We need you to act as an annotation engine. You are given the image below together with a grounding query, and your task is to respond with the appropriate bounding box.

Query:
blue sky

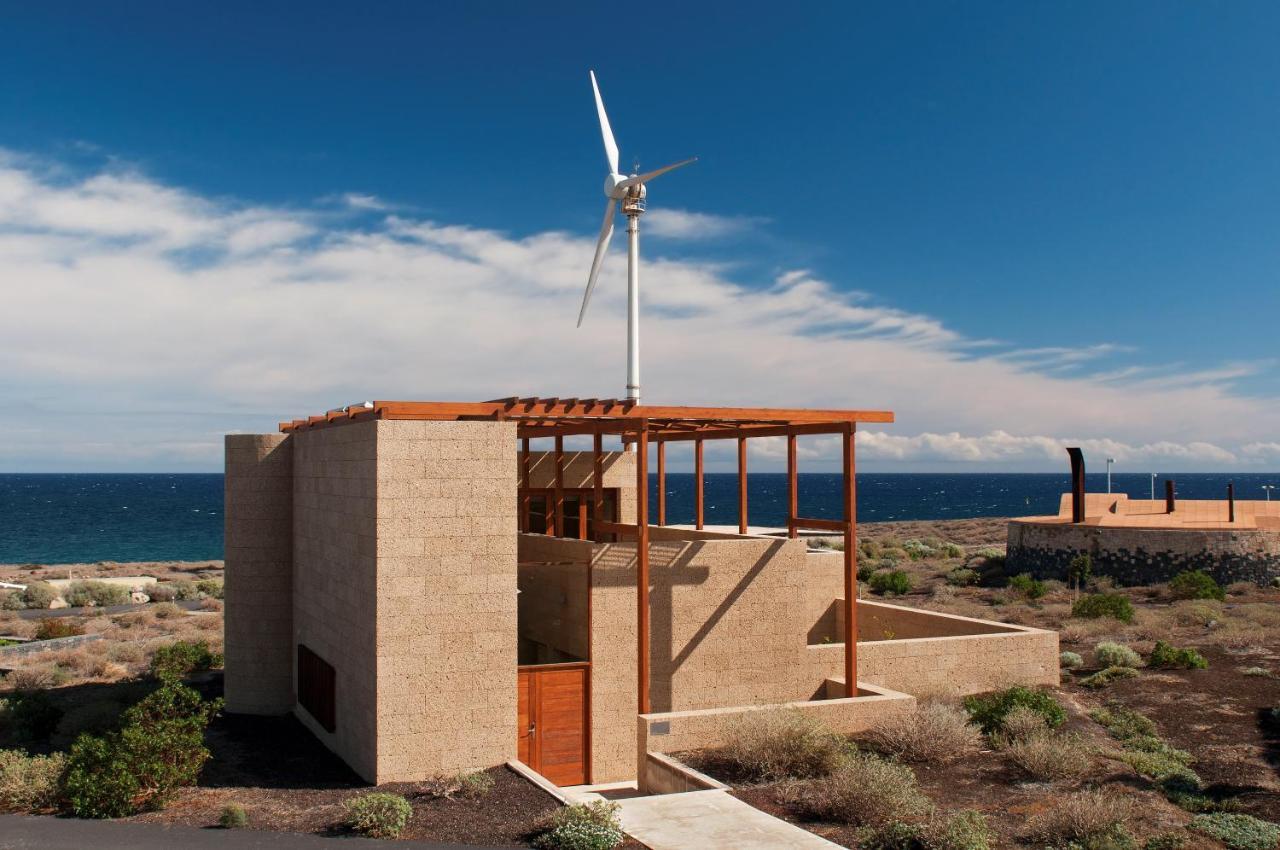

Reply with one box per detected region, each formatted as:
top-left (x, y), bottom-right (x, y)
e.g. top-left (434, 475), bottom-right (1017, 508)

top-left (1, 3), bottom-right (1278, 471)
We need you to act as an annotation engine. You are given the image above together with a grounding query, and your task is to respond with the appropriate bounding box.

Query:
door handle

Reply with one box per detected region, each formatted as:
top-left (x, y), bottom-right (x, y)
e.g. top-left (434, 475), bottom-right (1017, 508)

top-left (528, 722), bottom-right (536, 736)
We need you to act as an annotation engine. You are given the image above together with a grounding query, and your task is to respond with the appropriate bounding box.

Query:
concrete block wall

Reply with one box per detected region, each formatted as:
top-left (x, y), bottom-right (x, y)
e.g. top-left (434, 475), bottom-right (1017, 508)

top-left (291, 421), bottom-right (380, 780)
top-left (372, 420), bottom-right (518, 782)
top-left (223, 434), bottom-right (295, 714)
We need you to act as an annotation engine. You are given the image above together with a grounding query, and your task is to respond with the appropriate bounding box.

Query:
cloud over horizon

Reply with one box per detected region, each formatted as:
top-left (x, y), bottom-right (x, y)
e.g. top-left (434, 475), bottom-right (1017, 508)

top-left (0, 150), bottom-right (1275, 472)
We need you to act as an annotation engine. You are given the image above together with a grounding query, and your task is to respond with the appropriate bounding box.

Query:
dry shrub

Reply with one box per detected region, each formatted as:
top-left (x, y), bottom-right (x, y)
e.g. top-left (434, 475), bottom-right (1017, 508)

top-left (785, 751), bottom-right (932, 828)
top-left (1233, 604), bottom-right (1280, 628)
top-left (718, 709), bottom-right (849, 782)
top-left (1003, 731), bottom-right (1093, 780)
top-left (999, 704), bottom-right (1051, 741)
top-left (1213, 624), bottom-right (1269, 651)
top-left (152, 602), bottom-right (185, 620)
top-left (112, 610), bottom-right (157, 630)
top-left (107, 642), bottom-right (145, 664)
top-left (1170, 600), bottom-right (1223, 627)
top-left (191, 615), bottom-right (221, 632)
top-left (1058, 618), bottom-right (1122, 645)
top-left (0, 749), bottom-right (65, 812)
top-left (2, 666), bottom-right (54, 692)
top-left (85, 659), bottom-right (128, 682)
top-left (865, 700), bottom-right (981, 764)
top-left (199, 598), bottom-right (223, 612)
top-left (1024, 788), bottom-right (1134, 845)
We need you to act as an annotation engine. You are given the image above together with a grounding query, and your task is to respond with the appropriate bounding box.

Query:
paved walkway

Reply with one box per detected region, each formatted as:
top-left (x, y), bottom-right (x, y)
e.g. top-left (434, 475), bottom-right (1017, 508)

top-left (571, 787), bottom-right (841, 850)
top-left (0, 815), bottom-right (503, 850)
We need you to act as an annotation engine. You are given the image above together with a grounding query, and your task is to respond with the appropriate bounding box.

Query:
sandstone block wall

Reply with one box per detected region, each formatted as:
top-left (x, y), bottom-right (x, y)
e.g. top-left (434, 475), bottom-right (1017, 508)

top-left (525, 450), bottom-right (637, 524)
top-left (222, 432), bottom-right (295, 714)
top-left (1007, 520), bottom-right (1280, 585)
top-left (373, 420), bottom-right (518, 782)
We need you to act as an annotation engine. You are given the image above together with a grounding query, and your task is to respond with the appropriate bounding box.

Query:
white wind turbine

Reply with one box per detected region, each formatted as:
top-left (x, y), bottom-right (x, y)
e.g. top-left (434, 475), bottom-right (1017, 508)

top-left (576, 70), bottom-right (696, 402)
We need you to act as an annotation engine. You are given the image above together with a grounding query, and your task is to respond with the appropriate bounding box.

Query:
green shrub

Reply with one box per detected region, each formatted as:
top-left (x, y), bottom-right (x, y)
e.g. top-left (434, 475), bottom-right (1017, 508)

top-left (1190, 813), bottom-right (1280, 850)
top-left (1067, 553), bottom-right (1093, 592)
top-left (62, 678), bottom-right (222, 817)
top-left (1169, 569), bottom-right (1225, 601)
top-left (922, 809), bottom-right (992, 850)
top-left (963, 686), bottom-right (1065, 734)
top-left (147, 584), bottom-right (177, 603)
top-left (902, 539), bottom-right (937, 560)
top-left (1148, 640), bottom-right (1208, 670)
top-left (939, 543), bottom-right (965, 559)
top-left (219, 803), bottom-right (248, 828)
top-left (0, 749), bottom-right (65, 812)
top-left (1080, 666), bottom-right (1139, 689)
top-left (857, 563), bottom-right (877, 582)
top-left (170, 580), bottom-right (199, 601)
top-left (195, 579), bottom-right (224, 600)
top-left (1072, 593), bottom-right (1135, 623)
top-left (344, 792), bottom-right (412, 839)
top-left (63, 580), bottom-right (130, 608)
top-left (1, 581), bottom-right (58, 610)
top-left (1144, 833), bottom-right (1186, 850)
top-left (533, 800), bottom-right (624, 850)
top-left (1095, 642), bottom-right (1143, 668)
top-left (1008, 573), bottom-right (1047, 600)
top-left (1091, 705), bottom-right (1158, 741)
top-left (34, 617), bottom-right (84, 640)
top-left (869, 570), bottom-right (913, 596)
top-left (718, 709), bottom-right (849, 782)
top-left (150, 640), bottom-right (223, 680)
top-left (0, 690), bottom-right (63, 743)
top-left (946, 568), bottom-right (979, 587)
top-left (1060, 651), bottom-right (1085, 670)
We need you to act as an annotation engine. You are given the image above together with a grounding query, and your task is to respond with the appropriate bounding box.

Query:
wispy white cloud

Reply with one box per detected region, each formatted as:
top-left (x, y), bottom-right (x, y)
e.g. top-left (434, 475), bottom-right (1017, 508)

top-left (642, 208), bottom-right (767, 240)
top-left (0, 150), bottom-right (1276, 471)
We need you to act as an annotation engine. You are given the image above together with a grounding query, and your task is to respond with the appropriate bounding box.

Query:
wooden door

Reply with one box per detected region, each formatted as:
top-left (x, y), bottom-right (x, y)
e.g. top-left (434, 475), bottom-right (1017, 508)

top-left (517, 663), bottom-right (588, 786)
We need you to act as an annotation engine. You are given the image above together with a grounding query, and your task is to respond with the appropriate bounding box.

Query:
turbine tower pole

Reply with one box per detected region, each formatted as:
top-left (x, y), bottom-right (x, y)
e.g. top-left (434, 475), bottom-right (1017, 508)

top-left (626, 202), bottom-right (642, 401)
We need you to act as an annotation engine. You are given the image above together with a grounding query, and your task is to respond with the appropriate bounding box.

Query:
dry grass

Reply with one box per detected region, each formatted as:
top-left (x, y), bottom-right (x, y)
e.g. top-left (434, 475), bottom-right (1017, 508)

top-left (864, 700), bottom-right (982, 765)
top-left (717, 709), bottom-right (849, 783)
top-left (1002, 731), bottom-right (1093, 780)
top-left (1024, 788), bottom-right (1134, 845)
top-left (783, 751), bottom-right (932, 828)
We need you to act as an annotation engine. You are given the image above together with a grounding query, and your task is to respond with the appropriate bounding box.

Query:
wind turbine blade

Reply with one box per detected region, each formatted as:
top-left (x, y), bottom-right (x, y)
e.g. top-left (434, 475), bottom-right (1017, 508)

top-left (577, 198), bottom-right (617, 327)
top-left (617, 157), bottom-right (697, 188)
top-left (589, 70), bottom-right (619, 174)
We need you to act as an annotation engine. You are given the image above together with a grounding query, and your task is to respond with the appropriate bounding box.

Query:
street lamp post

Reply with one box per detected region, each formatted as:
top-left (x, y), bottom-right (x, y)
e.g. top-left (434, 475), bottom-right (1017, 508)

top-left (1150, 473), bottom-right (1157, 501)
top-left (1106, 458), bottom-right (1116, 494)
top-left (1264, 485), bottom-right (1276, 502)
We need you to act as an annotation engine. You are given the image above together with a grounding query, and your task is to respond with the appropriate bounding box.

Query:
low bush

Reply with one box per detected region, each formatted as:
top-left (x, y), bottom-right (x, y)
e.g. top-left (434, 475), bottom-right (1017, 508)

top-left (1190, 813), bottom-right (1280, 850)
top-left (1007, 573), bottom-right (1047, 600)
top-left (999, 705), bottom-right (1052, 741)
top-left (787, 751), bottom-right (932, 829)
top-left (34, 617), bottom-right (84, 640)
top-left (0, 690), bottom-right (63, 743)
top-left (61, 677), bottom-right (222, 817)
top-left (946, 568), bottom-right (979, 587)
top-left (1060, 651), bottom-right (1085, 670)
top-left (170, 580), bottom-right (199, 601)
top-left (718, 709), bottom-right (848, 782)
top-left (869, 570), bottom-right (914, 596)
top-left (902, 540), bottom-right (937, 560)
top-left (921, 809), bottom-right (993, 850)
top-left (1147, 640), bottom-right (1208, 670)
top-left (533, 799), bottom-right (624, 850)
top-left (1024, 788), bottom-right (1135, 848)
top-left (857, 563), bottom-right (877, 582)
top-left (149, 639), bottom-right (223, 680)
top-left (1169, 569), bottom-right (1225, 601)
top-left (1067, 553), bottom-right (1093, 595)
top-left (865, 700), bottom-right (982, 765)
top-left (1080, 666), bottom-right (1139, 689)
top-left (418, 769), bottom-right (496, 800)
top-left (147, 584), bottom-right (177, 603)
top-left (195, 579), bottom-right (224, 600)
top-left (1003, 730), bottom-right (1093, 780)
top-left (1072, 593), bottom-right (1135, 623)
top-left (939, 542), bottom-right (965, 559)
top-left (152, 602), bottom-right (185, 619)
top-left (963, 686), bottom-right (1066, 734)
top-left (1143, 833), bottom-right (1187, 850)
top-left (63, 581), bottom-right (130, 608)
top-left (1094, 642), bottom-right (1143, 668)
top-left (1, 582), bottom-right (58, 611)
top-left (344, 792), bottom-right (412, 840)
top-left (219, 803), bottom-right (248, 828)
top-left (1091, 704), bottom-right (1158, 742)
top-left (0, 749), bottom-right (65, 812)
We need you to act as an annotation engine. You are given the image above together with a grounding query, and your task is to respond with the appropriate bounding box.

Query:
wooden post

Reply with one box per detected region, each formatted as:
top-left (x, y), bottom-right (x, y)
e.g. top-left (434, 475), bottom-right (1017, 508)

top-left (1166, 479), bottom-right (1176, 514)
top-left (738, 436), bottom-right (748, 535)
top-left (554, 435), bottom-right (565, 538)
top-left (787, 430), bottom-right (798, 539)
top-left (842, 423), bottom-right (858, 697)
top-left (1228, 482), bottom-right (1236, 523)
top-left (520, 437), bottom-right (530, 533)
top-left (694, 439), bottom-right (705, 530)
top-left (636, 424), bottom-right (651, 714)
top-left (593, 430), bottom-right (604, 542)
top-left (656, 440), bottom-right (666, 526)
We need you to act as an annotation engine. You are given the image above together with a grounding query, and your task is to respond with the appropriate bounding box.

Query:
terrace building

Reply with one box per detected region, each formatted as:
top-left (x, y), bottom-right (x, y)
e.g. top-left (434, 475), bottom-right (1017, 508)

top-left (224, 397), bottom-right (1057, 788)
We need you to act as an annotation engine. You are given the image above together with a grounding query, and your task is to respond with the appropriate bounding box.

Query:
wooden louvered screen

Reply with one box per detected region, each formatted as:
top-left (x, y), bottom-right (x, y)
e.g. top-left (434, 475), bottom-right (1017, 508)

top-left (297, 644), bottom-right (336, 733)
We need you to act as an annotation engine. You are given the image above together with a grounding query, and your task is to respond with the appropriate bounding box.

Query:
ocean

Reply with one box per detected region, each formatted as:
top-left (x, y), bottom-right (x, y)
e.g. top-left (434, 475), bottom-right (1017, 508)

top-left (1, 472), bottom-right (1276, 564)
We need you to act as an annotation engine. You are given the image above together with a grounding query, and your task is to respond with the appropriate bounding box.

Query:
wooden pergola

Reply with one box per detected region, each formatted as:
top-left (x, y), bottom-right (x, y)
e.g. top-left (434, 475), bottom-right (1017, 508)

top-left (281, 397), bottom-right (894, 710)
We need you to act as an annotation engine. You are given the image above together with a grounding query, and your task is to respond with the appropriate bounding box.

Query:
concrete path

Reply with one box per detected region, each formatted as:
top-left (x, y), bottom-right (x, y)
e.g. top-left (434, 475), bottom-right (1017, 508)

top-left (611, 789), bottom-right (841, 850)
top-left (0, 815), bottom-right (506, 850)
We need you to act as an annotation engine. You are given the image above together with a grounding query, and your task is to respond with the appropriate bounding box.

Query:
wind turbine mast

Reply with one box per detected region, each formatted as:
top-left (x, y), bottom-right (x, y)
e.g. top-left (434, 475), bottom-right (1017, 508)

top-left (577, 70), bottom-right (696, 403)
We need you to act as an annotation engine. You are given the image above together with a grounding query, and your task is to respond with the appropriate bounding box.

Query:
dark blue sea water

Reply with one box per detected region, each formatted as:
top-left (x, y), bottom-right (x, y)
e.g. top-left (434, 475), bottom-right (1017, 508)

top-left (2, 472), bottom-right (1277, 563)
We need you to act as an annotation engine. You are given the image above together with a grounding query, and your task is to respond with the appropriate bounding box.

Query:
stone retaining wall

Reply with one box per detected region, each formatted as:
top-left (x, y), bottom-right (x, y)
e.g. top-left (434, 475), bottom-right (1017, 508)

top-left (1007, 520), bottom-right (1280, 586)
